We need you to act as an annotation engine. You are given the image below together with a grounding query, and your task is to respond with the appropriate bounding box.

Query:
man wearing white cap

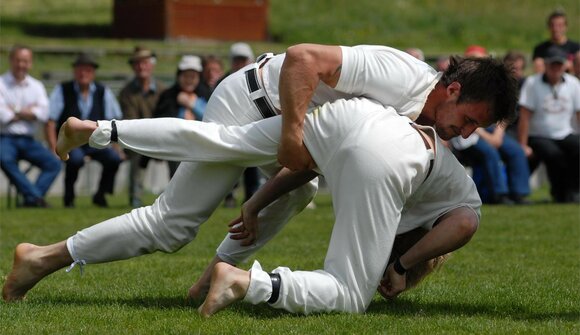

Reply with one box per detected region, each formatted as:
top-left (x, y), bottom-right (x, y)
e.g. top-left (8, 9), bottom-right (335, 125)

top-left (140, 55), bottom-right (207, 178)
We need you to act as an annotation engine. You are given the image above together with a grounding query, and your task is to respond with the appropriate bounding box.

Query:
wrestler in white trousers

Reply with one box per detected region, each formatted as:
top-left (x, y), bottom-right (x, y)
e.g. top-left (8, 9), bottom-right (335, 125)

top-left (85, 98), bottom-right (430, 313)
top-left (67, 62), bottom-right (318, 266)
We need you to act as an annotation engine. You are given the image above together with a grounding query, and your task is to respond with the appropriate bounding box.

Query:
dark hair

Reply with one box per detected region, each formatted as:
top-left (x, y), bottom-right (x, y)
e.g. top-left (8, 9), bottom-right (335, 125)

top-left (9, 44), bottom-right (32, 59)
top-left (440, 56), bottom-right (518, 125)
top-left (547, 10), bottom-right (566, 26)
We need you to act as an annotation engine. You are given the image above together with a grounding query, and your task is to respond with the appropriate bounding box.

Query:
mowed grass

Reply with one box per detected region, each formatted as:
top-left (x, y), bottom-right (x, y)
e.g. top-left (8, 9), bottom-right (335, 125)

top-left (0, 193), bottom-right (578, 334)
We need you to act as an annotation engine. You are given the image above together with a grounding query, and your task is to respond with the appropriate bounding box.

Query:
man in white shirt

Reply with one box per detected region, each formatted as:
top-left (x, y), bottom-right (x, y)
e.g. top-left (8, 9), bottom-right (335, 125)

top-left (518, 46), bottom-right (580, 203)
top-left (0, 45), bottom-right (61, 207)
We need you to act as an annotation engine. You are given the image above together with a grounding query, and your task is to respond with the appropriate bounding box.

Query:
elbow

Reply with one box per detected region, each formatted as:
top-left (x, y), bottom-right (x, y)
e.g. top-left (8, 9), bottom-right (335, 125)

top-left (456, 215), bottom-right (479, 243)
top-left (285, 44), bottom-right (316, 66)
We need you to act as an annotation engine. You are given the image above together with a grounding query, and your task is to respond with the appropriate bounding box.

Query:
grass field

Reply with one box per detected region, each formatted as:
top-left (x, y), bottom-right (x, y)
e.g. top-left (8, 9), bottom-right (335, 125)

top-left (1, 193), bottom-right (579, 334)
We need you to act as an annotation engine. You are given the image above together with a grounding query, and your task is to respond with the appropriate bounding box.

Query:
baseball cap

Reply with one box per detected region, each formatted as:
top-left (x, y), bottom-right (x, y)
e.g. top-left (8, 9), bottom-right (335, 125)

top-left (129, 46), bottom-right (156, 64)
top-left (464, 45), bottom-right (488, 58)
top-left (543, 46), bottom-right (567, 64)
top-left (230, 42), bottom-right (254, 61)
top-left (72, 52), bottom-right (99, 69)
top-left (177, 55), bottom-right (202, 72)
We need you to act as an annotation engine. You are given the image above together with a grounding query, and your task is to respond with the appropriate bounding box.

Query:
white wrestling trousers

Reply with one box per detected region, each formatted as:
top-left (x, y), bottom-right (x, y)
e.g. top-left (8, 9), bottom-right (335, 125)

top-left (67, 64), bottom-right (317, 266)
top-left (243, 100), bottom-right (428, 314)
top-left (81, 98), bottom-right (429, 314)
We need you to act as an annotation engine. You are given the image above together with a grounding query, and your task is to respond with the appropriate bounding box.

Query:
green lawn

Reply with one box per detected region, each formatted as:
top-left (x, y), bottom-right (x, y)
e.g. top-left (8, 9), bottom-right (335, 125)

top-left (1, 193), bottom-right (578, 334)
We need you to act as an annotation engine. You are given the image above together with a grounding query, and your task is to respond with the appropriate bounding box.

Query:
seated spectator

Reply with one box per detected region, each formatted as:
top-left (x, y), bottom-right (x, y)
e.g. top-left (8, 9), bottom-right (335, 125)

top-left (503, 51), bottom-right (529, 139)
top-left (46, 53), bottom-right (123, 208)
top-left (532, 10), bottom-right (579, 74)
top-left (197, 55), bottom-right (224, 101)
top-left (518, 46), bottom-right (580, 203)
top-left (118, 46), bottom-right (166, 208)
top-left (144, 55), bottom-right (207, 178)
top-left (0, 45), bottom-right (61, 207)
top-left (451, 125), bottom-right (531, 204)
top-left (451, 45), bottom-right (531, 204)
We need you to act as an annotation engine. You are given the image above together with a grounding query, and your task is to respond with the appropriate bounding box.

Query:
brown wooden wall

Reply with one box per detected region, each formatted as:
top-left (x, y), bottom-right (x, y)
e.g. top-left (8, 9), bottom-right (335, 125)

top-left (113, 0), bottom-right (269, 41)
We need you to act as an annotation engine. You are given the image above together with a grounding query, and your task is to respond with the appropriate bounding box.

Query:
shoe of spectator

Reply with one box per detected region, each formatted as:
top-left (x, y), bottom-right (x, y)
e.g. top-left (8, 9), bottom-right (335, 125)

top-left (92, 192), bottom-right (109, 208)
top-left (22, 198), bottom-right (50, 208)
top-left (510, 195), bottom-right (532, 205)
top-left (566, 191), bottom-right (579, 203)
top-left (489, 194), bottom-right (515, 205)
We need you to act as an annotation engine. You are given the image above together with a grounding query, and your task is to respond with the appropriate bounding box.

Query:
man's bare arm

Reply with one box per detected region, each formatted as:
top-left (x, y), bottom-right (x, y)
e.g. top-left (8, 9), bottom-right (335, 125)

top-left (379, 207), bottom-right (479, 299)
top-left (278, 43), bottom-right (343, 171)
top-left (229, 167), bottom-right (319, 246)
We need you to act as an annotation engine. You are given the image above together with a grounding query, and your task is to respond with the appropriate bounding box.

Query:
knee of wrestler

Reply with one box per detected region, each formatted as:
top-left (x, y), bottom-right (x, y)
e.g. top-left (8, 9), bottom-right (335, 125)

top-left (144, 203), bottom-right (208, 253)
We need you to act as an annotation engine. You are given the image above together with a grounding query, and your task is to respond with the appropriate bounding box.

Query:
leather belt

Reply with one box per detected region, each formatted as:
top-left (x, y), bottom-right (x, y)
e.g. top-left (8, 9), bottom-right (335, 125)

top-left (245, 55), bottom-right (277, 119)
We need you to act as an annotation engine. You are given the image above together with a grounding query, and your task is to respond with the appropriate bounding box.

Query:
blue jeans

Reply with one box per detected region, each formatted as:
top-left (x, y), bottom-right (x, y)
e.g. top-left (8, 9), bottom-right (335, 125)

top-left (462, 135), bottom-right (530, 202)
top-left (0, 135), bottom-right (61, 203)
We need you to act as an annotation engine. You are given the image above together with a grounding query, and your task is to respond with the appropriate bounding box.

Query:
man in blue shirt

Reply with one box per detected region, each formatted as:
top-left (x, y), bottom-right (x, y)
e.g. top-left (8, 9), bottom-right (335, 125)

top-left (46, 53), bottom-right (123, 208)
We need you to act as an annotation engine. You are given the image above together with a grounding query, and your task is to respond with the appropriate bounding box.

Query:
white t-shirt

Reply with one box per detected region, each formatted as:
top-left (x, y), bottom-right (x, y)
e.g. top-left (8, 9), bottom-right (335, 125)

top-left (261, 45), bottom-right (441, 121)
top-left (519, 73), bottom-right (580, 140)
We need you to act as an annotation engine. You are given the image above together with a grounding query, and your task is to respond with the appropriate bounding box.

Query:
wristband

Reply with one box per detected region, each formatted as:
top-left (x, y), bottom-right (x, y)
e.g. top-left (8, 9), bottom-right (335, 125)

top-left (393, 257), bottom-right (407, 275)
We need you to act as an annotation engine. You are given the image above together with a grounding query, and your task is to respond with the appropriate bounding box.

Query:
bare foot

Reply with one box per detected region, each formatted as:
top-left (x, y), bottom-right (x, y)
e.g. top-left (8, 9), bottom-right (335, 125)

top-left (2, 242), bottom-right (71, 302)
top-left (188, 256), bottom-right (228, 305)
top-left (198, 262), bottom-right (250, 317)
top-left (56, 117), bottom-right (97, 161)
top-left (188, 280), bottom-right (210, 305)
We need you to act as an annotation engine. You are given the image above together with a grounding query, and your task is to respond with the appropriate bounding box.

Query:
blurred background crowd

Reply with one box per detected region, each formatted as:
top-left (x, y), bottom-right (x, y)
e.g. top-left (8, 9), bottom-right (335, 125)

top-left (1, 2), bottom-right (579, 208)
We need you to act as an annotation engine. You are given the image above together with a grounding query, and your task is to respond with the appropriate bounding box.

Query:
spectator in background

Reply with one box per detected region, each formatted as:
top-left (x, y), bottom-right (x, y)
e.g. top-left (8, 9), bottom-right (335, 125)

top-left (221, 42), bottom-right (261, 208)
top-left (0, 44), bottom-right (61, 207)
top-left (405, 48), bottom-right (425, 61)
top-left (573, 52), bottom-right (580, 80)
top-left (144, 55), bottom-right (207, 178)
top-left (119, 46), bottom-right (166, 208)
top-left (47, 53), bottom-right (123, 208)
top-left (503, 51), bottom-right (528, 139)
top-left (518, 46), bottom-right (580, 203)
top-left (451, 45), bottom-right (531, 204)
top-left (435, 55), bottom-right (450, 72)
top-left (197, 55), bottom-right (224, 102)
top-left (532, 10), bottom-right (579, 73)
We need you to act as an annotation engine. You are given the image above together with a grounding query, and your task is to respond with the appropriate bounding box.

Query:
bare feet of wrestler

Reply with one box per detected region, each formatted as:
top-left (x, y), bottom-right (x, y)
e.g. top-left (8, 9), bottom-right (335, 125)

top-left (188, 256), bottom-right (227, 304)
top-left (198, 262), bottom-right (250, 317)
top-left (2, 242), bottom-right (72, 301)
top-left (56, 117), bottom-right (98, 161)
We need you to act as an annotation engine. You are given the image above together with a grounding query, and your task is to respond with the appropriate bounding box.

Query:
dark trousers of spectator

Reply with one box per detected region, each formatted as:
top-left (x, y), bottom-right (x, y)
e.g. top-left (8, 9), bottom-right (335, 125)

top-left (64, 145), bottom-right (121, 207)
top-left (224, 167), bottom-right (261, 207)
top-left (0, 135), bottom-right (61, 204)
top-left (529, 134), bottom-right (579, 203)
